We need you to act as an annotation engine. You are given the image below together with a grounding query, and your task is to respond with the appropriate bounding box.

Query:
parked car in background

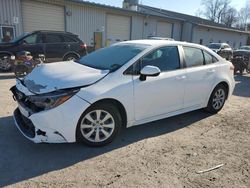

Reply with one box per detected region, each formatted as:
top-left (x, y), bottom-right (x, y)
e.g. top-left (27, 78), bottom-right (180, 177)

top-left (11, 40), bottom-right (235, 146)
top-left (233, 45), bottom-right (250, 60)
top-left (208, 43), bottom-right (233, 60)
top-left (0, 30), bottom-right (87, 63)
top-left (237, 46), bottom-right (250, 51)
top-left (232, 45), bottom-right (250, 74)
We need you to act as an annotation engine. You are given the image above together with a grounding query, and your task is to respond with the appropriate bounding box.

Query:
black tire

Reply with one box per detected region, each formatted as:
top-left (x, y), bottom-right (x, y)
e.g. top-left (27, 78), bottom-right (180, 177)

top-left (0, 54), bottom-right (11, 71)
top-left (14, 65), bottom-right (28, 77)
top-left (76, 103), bottom-right (122, 147)
top-left (63, 54), bottom-right (79, 61)
top-left (205, 84), bottom-right (228, 114)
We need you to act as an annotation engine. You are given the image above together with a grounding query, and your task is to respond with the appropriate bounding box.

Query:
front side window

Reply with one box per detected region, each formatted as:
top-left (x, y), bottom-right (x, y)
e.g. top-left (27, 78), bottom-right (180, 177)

top-left (140, 46), bottom-right (180, 72)
top-left (183, 47), bottom-right (204, 67)
top-left (23, 34), bottom-right (37, 44)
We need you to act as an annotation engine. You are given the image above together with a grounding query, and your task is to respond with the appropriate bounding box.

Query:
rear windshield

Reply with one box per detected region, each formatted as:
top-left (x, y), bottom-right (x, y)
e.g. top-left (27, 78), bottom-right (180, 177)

top-left (77, 44), bottom-right (148, 71)
top-left (208, 43), bottom-right (221, 49)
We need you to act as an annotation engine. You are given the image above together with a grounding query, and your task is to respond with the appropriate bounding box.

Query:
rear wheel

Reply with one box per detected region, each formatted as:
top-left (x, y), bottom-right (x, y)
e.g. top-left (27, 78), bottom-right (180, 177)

top-left (76, 103), bottom-right (122, 146)
top-left (63, 54), bottom-right (79, 61)
top-left (205, 85), bottom-right (227, 114)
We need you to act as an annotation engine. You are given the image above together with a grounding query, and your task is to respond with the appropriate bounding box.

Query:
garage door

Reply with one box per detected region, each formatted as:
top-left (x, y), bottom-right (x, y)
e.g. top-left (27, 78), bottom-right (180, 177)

top-left (106, 14), bottom-right (130, 45)
top-left (22, 0), bottom-right (64, 32)
top-left (156, 22), bottom-right (172, 38)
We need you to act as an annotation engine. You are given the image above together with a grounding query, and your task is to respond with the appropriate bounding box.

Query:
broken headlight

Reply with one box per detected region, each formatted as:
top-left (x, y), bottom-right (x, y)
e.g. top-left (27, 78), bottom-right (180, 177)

top-left (29, 89), bottom-right (79, 110)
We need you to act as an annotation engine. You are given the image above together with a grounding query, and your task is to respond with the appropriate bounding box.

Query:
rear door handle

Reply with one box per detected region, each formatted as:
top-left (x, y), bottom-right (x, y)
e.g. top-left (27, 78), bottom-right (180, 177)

top-left (175, 75), bottom-right (186, 80)
top-left (207, 69), bottom-right (215, 74)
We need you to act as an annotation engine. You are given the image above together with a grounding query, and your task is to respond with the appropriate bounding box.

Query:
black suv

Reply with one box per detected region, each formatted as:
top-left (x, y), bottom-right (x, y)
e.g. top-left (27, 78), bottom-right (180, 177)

top-left (0, 30), bottom-right (86, 62)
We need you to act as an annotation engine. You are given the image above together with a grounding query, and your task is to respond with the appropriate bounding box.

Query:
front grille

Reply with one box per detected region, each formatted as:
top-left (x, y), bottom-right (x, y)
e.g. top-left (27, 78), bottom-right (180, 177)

top-left (14, 108), bottom-right (35, 138)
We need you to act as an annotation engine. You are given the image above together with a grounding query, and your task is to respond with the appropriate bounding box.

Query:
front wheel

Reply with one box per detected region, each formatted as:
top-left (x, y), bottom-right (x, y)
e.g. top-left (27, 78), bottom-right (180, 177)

top-left (76, 103), bottom-right (122, 146)
top-left (205, 85), bottom-right (227, 114)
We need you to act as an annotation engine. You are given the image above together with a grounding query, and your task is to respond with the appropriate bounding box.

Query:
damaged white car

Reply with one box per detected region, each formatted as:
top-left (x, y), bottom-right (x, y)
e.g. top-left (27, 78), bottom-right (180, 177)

top-left (11, 40), bottom-right (235, 146)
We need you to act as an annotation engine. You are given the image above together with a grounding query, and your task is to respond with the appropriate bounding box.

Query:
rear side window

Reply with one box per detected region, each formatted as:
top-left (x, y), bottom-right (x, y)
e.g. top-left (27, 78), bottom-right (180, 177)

top-left (203, 51), bottom-right (218, 64)
top-left (183, 47), bottom-right (204, 67)
top-left (45, 34), bottom-right (63, 43)
top-left (63, 35), bottom-right (78, 42)
top-left (141, 46), bottom-right (180, 72)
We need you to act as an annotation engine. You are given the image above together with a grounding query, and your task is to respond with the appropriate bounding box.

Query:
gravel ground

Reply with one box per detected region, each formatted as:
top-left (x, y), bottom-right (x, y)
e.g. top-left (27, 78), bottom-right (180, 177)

top-left (0, 72), bottom-right (249, 188)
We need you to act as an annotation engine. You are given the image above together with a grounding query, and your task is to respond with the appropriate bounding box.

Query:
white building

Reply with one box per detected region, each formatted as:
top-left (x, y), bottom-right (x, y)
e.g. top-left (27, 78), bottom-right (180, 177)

top-left (0, 0), bottom-right (249, 49)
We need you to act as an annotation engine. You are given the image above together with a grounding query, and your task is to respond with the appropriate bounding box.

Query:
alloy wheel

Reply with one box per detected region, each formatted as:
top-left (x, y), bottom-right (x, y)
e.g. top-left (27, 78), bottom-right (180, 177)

top-left (212, 88), bottom-right (225, 110)
top-left (80, 110), bottom-right (115, 142)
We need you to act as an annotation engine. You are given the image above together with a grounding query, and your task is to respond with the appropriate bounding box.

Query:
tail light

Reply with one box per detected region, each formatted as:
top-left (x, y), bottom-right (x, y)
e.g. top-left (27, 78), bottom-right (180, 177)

top-left (80, 43), bottom-right (87, 49)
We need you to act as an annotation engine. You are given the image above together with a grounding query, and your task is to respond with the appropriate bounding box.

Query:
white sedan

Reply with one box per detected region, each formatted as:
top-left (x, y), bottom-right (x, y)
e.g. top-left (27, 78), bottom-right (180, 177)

top-left (11, 40), bottom-right (235, 146)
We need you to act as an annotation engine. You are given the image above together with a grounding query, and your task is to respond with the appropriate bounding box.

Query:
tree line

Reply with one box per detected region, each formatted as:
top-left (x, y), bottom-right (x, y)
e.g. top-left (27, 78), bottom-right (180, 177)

top-left (196, 0), bottom-right (250, 30)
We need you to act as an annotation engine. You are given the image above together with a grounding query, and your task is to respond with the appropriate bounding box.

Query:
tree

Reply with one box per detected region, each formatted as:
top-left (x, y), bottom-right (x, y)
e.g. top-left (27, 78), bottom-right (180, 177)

top-left (238, 5), bottom-right (250, 30)
top-left (221, 8), bottom-right (238, 27)
top-left (201, 0), bottom-right (232, 23)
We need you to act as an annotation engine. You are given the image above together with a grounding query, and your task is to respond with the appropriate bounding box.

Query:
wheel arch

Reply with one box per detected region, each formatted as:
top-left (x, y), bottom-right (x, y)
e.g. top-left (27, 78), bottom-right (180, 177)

top-left (90, 98), bottom-right (128, 128)
top-left (206, 81), bottom-right (230, 106)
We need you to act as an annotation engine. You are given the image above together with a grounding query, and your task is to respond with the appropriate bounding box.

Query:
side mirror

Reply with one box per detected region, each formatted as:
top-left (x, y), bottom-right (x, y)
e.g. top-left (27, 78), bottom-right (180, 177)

top-left (20, 40), bottom-right (27, 45)
top-left (139, 65), bottom-right (161, 81)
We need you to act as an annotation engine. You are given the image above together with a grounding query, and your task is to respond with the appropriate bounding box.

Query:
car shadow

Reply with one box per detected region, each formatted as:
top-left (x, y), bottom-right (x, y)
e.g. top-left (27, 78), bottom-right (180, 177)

top-left (233, 75), bottom-right (250, 98)
top-left (0, 110), bottom-right (211, 187)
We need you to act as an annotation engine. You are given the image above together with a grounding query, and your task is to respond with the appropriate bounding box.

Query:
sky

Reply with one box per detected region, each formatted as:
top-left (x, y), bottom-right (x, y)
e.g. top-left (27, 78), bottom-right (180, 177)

top-left (83, 0), bottom-right (247, 16)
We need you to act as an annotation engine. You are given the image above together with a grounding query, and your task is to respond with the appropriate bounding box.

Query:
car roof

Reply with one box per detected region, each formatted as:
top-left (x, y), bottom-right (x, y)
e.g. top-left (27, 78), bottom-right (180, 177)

top-left (209, 42), bottom-right (229, 45)
top-left (33, 30), bottom-right (77, 36)
top-left (118, 39), bottom-right (203, 48)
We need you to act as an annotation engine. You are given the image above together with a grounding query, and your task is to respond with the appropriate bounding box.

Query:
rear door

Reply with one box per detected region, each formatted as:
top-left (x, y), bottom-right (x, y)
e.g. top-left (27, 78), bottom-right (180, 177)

top-left (44, 33), bottom-right (68, 62)
top-left (182, 46), bottom-right (217, 108)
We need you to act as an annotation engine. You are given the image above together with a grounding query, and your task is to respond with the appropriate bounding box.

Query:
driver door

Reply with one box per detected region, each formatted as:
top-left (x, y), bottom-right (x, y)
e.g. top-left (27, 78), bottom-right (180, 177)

top-left (133, 46), bottom-right (186, 121)
top-left (13, 33), bottom-right (45, 57)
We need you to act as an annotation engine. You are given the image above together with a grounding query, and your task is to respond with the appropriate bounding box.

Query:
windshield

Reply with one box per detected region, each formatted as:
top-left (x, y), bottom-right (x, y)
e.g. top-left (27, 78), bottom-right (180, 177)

top-left (11, 32), bottom-right (30, 43)
top-left (208, 43), bottom-right (221, 49)
top-left (239, 46), bottom-right (250, 50)
top-left (77, 44), bottom-right (148, 71)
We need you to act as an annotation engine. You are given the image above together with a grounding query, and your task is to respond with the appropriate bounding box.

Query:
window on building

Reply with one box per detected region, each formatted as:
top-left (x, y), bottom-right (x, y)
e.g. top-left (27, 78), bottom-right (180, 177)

top-left (183, 46), bottom-right (204, 67)
top-left (140, 46), bottom-right (180, 72)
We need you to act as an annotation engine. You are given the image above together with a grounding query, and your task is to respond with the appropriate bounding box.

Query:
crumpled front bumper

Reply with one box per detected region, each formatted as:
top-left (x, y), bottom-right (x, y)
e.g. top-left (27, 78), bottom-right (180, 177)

top-left (11, 82), bottom-right (91, 143)
top-left (13, 108), bottom-right (68, 143)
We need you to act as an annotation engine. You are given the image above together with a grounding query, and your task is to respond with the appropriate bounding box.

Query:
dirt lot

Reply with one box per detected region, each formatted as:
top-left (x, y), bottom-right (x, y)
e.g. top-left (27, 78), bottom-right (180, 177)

top-left (0, 72), bottom-right (249, 188)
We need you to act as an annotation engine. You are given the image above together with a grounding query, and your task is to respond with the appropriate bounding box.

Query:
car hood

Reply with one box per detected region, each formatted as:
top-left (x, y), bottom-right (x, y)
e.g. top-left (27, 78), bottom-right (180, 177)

top-left (0, 42), bottom-right (15, 49)
top-left (23, 61), bottom-right (109, 94)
